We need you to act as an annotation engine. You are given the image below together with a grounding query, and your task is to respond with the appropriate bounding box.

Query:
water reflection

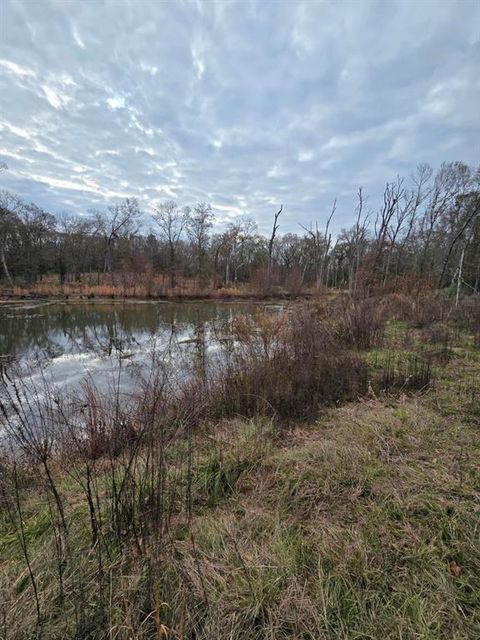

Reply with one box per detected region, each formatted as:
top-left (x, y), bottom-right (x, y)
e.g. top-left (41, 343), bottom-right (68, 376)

top-left (0, 301), bottom-right (265, 393)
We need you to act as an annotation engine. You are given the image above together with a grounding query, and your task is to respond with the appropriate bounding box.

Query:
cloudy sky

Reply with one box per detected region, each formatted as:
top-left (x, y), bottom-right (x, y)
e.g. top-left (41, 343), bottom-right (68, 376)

top-left (0, 0), bottom-right (479, 233)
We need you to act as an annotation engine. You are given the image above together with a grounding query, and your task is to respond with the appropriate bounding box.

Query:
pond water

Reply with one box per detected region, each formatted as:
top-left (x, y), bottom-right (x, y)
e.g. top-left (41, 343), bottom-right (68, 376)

top-left (0, 300), bottom-right (278, 397)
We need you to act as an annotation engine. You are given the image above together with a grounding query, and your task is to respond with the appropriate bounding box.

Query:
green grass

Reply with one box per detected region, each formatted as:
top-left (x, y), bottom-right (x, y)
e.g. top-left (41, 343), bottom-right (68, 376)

top-left (1, 318), bottom-right (480, 638)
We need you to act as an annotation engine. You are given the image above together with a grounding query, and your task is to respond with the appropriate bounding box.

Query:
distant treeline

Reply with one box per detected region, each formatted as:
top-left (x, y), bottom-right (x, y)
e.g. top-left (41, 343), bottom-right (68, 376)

top-left (1, 161), bottom-right (479, 294)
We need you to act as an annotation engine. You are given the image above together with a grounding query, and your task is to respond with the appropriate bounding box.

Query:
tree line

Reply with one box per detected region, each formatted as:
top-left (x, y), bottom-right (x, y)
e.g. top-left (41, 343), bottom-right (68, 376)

top-left (0, 160), bottom-right (479, 294)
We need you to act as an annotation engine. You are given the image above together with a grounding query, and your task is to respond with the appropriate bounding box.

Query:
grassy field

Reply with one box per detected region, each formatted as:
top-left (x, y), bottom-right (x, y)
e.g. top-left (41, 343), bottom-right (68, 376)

top-left (1, 296), bottom-right (479, 639)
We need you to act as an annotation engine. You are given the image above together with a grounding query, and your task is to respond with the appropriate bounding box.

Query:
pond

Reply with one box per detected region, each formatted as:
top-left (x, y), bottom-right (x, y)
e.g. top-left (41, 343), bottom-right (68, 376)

top-left (0, 300), bottom-right (280, 397)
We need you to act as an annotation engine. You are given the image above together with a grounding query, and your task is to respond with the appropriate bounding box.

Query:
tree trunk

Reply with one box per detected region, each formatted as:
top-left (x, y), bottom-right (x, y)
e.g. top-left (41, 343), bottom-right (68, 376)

top-left (0, 244), bottom-right (13, 286)
top-left (455, 246), bottom-right (465, 307)
top-left (169, 244), bottom-right (176, 288)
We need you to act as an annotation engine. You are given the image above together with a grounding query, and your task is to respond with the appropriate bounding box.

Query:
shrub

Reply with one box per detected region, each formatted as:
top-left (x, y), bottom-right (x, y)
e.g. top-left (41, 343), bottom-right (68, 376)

top-left (335, 298), bottom-right (385, 350)
top-left (411, 296), bottom-right (451, 328)
top-left (453, 295), bottom-right (480, 332)
top-left (377, 293), bottom-right (415, 322)
top-left (207, 305), bottom-right (369, 421)
top-left (284, 266), bottom-right (305, 296)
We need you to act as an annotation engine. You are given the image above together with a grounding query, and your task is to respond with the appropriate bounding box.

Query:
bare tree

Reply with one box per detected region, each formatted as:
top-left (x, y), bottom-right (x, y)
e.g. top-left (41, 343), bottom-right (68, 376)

top-left (419, 163), bottom-right (467, 274)
top-left (368, 178), bottom-right (405, 288)
top-left (153, 200), bottom-right (190, 288)
top-left (214, 218), bottom-right (260, 285)
top-left (321, 200), bottom-right (336, 286)
top-left (393, 164), bottom-right (432, 276)
top-left (95, 198), bottom-right (141, 282)
top-left (56, 214), bottom-right (95, 283)
top-left (187, 203), bottom-right (213, 278)
top-left (349, 188), bottom-right (371, 292)
top-left (300, 200), bottom-right (335, 287)
top-left (0, 191), bottom-right (22, 286)
top-left (438, 191), bottom-right (480, 288)
top-left (267, 205), bottom-right (283, 287)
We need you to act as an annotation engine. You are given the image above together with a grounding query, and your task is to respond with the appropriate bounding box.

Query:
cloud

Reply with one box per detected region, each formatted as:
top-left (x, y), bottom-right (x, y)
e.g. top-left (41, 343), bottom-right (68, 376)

top-left (107, 95), bottom-right (126, 110)
top-left (0, 0), bottom-right (479, 234)
top-left (0, 58), bottom-right (36, 78)
top-left (298, 150), bottom-right (314, 163)
top-left (42, 84), bottom-right (72, 109)
top-left (71, 24), bottom-right (85, 50)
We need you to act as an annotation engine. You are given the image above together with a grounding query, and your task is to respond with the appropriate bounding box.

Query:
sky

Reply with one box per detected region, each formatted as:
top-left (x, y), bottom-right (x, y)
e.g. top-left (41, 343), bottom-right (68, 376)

top-left (0, 0), bottom-right (479, 234)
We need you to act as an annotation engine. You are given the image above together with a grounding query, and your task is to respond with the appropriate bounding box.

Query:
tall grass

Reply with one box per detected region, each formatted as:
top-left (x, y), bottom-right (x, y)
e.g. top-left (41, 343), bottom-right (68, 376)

top-left (7, 271), bottom-right (313, 301)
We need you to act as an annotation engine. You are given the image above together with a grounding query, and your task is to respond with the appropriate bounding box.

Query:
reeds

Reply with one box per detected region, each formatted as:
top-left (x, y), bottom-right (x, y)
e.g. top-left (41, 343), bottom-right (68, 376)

top-left (7, 273), bottom-right (272, 301)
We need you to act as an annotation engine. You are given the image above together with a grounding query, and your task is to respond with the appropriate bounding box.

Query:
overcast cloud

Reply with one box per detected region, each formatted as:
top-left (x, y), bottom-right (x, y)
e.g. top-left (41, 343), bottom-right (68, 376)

top-left (0, 0), bottom-right (479, 233)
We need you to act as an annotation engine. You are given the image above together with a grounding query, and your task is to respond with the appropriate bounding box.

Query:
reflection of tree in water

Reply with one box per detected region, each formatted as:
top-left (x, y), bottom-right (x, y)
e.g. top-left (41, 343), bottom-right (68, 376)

top-left (193, 313), bottom-right (207, 381)
top-left (0, 301), bottom-right (263, 384)
top-left (1, 303), bottom-right (165, 358)
top-left (210, 307), bottom-right (236, 369)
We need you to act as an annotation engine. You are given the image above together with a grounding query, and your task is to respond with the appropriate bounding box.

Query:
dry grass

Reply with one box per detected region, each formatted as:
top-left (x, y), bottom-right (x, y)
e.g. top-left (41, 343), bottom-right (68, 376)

top-left (4, 272), bottom-right (320, 301)
top-left (9, 275), bottom-right (254, 301)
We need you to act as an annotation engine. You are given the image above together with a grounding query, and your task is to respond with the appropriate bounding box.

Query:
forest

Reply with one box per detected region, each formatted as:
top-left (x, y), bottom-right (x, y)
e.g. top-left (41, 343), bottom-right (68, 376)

top-left (1, 160), bottom-right (479, 297)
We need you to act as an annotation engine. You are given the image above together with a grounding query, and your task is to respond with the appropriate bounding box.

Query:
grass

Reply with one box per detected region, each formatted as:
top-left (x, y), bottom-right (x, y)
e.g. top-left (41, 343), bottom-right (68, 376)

top-left (1, 298), bottom-right (480, 638)
top-left (181, 374), bottom-right (480, 638)
top-left (3, 272), bottom-right (318, 302)
top-left (9, 279), bottom-right (253, 301)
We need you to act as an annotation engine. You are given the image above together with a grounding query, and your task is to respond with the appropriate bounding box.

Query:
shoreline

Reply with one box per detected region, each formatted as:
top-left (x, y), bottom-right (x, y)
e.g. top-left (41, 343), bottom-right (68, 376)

top-left (0, 292), bottom-right (310, 305)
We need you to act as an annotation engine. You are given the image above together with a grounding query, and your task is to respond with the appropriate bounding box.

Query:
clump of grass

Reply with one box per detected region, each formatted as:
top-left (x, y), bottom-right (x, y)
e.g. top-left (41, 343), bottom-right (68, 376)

top-left (424, 327), bottom-right (454, 365)
top-left (377, 354), bottom-right (434, 394)
top-left (197, 444), bottom-right (258, 507)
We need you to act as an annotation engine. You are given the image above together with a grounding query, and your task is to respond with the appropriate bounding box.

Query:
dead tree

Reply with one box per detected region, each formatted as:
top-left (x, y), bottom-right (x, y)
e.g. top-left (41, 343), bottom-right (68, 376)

top-left (371, 178), bottom-right (405, 288)
top-left (321, 200), bottom-right (336, 287)
top-left (267, 205), bottom-right (283, 287)
top-left (350, 187), bottom-right (371, 292)
top-left (300, 200), bottom-right (336, 287)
